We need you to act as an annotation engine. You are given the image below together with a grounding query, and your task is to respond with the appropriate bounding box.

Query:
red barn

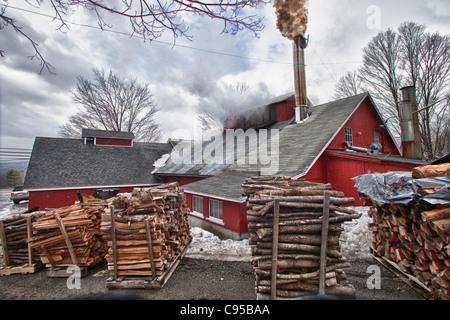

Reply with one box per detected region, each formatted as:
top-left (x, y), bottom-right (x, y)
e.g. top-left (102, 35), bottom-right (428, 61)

top-left (24, 94), bottom-right (426, 240)
top-left (155, 92), bottom-right (426, 239)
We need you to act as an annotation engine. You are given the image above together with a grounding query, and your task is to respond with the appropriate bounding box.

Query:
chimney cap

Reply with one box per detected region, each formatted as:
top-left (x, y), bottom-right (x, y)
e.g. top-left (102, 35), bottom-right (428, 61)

top-left (295, 34), bottom-right (309, 49)
top-left (400, 86), bottom-right (415, 102)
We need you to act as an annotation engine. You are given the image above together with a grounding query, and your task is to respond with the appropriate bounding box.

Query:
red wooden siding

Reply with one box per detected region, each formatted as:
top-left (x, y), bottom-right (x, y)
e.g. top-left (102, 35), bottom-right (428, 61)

top-left (185, 192), bottom-right (248, 234)
top-left (298, 97), bottom-right (417, 205)
top-left (301, 151), bottom-right (418, 205)
top-left (95, 138), bottom-right (133, 146)
top-left (275, 95), bottom-right (296, 123)
top-left (223, 95), bottom-right (296, 130)
top-left (29, 186), bottom-right (145, 210)
top-left (327, 98), bottom-right (399, 154)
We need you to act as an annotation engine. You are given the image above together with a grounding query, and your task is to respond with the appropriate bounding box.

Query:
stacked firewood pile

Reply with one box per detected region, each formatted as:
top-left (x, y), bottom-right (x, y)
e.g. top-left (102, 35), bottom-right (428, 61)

top-left (0, 213), bottom-right (42, 269)
top-left (364, 163), bottom-right (450, 299)
top-left (28, 205), bottom-right (107, 268)
top-left (242, 176), bottom-right (361, 299)
top-left (102, 182), bottom-right (191, 278)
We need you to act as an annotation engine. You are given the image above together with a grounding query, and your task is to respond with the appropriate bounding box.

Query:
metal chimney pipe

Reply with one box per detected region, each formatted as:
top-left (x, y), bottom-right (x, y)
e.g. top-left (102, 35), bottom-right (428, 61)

top-left (293, 34), bottom-right (308, 122)
top-left (399, 86), bottom-right (422, 159)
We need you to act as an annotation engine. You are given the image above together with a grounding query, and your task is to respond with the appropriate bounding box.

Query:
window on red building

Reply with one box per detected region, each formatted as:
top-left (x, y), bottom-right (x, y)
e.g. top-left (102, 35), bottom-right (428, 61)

top-left (192, 196), bottom-right (203, 216)
top-left (209, 199), bottom-right (223, 221)
top-left (345, 127), bottom-right (353, 146)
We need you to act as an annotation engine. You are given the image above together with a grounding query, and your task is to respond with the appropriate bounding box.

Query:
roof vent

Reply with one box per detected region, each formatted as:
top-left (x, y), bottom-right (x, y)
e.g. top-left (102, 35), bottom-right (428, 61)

top-left (368, 142), bottom-right (382, 155)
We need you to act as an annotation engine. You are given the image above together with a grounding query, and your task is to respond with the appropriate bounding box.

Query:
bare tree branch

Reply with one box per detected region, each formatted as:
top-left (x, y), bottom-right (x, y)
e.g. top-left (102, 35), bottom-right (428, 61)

top-left (1, 0), bottom-right (268, 73)
top-left (0, 4), bottom-right (55, 74)
top-left (337, 22), bottom-right (450, 159)
top-left (48, 0), bottom-right (267, 41)
top-left (332, 70), bottom-right (365, 100)
top-left (59, 68), bottom-right (163, 142)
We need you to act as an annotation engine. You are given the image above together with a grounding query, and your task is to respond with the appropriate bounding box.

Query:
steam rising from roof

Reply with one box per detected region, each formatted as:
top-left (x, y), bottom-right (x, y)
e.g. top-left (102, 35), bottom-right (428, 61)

top-left (274, 0), bottom-right (309, 39)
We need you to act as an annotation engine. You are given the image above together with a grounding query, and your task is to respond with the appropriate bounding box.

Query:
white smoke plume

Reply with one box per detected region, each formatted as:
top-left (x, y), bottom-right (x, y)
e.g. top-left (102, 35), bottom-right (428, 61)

top-left (274, 0), bottom-right (309, 39)
top-left (196, 81), bottom-right (272, 132)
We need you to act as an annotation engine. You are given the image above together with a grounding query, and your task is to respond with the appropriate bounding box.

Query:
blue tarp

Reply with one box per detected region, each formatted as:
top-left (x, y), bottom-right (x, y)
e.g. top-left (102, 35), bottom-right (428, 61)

top-left (354, 171), bottom-right (450, 207)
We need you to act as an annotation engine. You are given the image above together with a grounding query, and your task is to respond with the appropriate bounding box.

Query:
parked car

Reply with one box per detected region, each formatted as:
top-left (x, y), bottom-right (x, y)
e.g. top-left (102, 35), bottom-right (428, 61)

top-left (10, 186), bottom-right (29, 205)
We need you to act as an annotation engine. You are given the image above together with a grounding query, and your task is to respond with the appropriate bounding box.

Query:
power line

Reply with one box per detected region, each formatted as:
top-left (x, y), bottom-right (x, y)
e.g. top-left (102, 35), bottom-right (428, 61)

top-left (6, 4), bottom-right (292, 65)
top-left (0, 147), bottom-right (32, 151)
top-left (0, 159), bottom-right (29, 162)
top-left (308, 61), bottom-right (362, 67)
top-left (6, 5), bottom-right (364, 68)
top-left (0, 149), bottom-right (31, 162)
top-left (0, 151), bottom-right (31, 154)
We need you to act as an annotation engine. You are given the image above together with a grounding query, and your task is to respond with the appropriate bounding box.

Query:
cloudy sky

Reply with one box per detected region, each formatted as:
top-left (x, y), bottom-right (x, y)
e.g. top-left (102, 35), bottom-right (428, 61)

top-left (1, 0), bottom-right (449, 152)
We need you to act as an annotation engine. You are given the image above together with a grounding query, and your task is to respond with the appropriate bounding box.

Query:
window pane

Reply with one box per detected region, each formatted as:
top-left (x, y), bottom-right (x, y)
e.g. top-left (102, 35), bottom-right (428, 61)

top-left (209, 199), bottom-right (223, 220)
top-left (345, 127), bottom-right (353, 146)
top-left (193, 196), bottom-right (203, 214)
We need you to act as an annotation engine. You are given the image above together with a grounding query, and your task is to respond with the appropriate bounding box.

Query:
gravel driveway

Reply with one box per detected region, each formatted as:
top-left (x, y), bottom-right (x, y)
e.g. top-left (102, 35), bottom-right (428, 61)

top-left (0, 254), bottom-right (424, 301)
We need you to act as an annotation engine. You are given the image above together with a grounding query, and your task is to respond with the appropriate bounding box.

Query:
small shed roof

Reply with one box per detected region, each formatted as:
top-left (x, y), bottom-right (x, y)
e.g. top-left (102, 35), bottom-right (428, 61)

top-left (24, 137), bottom-right (172, 190)
top-left (81, 129), bottom-right (135, 140)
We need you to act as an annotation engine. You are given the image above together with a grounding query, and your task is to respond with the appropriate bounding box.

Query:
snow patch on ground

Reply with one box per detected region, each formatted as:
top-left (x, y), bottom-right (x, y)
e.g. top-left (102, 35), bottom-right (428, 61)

top-left (340, 206), bottom-right (372, 258)
top-left (186, 227), bottom-right (252, 261)
top-left (186, 207), bottom-right (373, 261)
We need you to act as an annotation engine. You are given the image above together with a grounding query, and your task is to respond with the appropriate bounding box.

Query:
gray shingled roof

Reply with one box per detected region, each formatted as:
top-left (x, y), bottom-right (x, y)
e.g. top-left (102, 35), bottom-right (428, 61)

top-left (176, 92), bottom-right (371, 200)
top-left (24, 137), bottom-right (172, 190)
top-left (239, 92), bottom-right (371, 177)
top-left (159, 93), bottom-right (369, 176)
top-left (182, 171), bottom-right (257, 201)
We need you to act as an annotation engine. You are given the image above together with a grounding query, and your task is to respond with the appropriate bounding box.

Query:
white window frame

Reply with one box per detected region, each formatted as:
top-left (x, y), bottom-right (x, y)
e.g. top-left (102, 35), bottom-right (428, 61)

top-left (345, 127), bottom-right (353, 146)
top-left (192, 195), bottom-right (204, 218)
top-left (208, 199), bottom-right (223, 222)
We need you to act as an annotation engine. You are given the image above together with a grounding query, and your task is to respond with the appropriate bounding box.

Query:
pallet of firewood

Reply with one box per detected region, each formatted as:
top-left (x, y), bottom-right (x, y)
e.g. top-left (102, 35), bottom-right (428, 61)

top-left (243, 176), bottom-right (361, 300)
top-left (370, 245), bottom-right (433, 299)
top-left (359, 162), bottom-right (450, 300)
top-left (103, 182), bottom-right (192, 289)
top-left (367, 200), bottom-right (450, 299)
top-left (28, 204), bottom-right (108, 275)
top-left (0, 213), bottom-right (43, 276)
top-left (106, 237), bottom-right (191, 289)
top-left (0, 263), bottom-right (41, 276)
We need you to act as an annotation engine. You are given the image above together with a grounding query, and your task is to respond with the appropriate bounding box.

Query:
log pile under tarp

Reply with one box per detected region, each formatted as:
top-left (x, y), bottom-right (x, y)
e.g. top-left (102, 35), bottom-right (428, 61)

top-left (28, 205), bottom-right (107, 268)
top-left (102, 182), bottom-right (191, 281)
top-left (356, 162), bottom-right (450, 300)
top-left (243, 176), bottom-right (361, 299)
top-left (0, 213), bottom-right (42, 274)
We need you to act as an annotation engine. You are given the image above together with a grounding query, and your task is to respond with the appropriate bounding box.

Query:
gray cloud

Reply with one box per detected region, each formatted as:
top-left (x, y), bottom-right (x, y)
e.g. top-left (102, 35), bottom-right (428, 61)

top-left (1, 0), bottom-right (449, 150)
